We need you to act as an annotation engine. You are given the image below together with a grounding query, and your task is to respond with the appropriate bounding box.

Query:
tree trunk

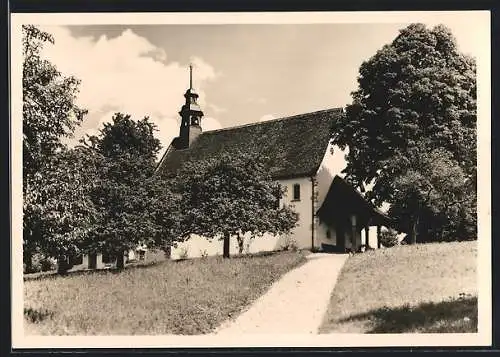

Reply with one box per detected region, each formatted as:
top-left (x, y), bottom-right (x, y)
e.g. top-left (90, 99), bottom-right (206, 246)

top-left (365, 224), bottom-right (370, 249)
top-left (408, 216), bottom-right (418, 245)
top-left (377, 226), bottom-right (381, 249)
top-left (116, 251), bottom-right (125, 270)
top-left (223, 233), bottom-right (230, 258)
top-left (164, 244), bottom-right (172, 259)
top-left (23, 249), bottom-right (33, 273)
top-left (57, 256), bottom-right (70, 274)
top-left (237, 235), bottom-right (245, 254)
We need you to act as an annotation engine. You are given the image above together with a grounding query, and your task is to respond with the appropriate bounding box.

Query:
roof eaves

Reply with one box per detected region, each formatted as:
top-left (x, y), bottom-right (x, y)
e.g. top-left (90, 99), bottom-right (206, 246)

top-left (319, 175), bottom-right (393, 222)
top-left (273, 171), bottom-right (316, 181)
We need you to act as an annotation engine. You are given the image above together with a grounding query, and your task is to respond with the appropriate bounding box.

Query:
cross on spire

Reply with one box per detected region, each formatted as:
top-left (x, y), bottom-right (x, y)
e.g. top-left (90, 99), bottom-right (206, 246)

top-left (189, 63), bottom-right (193, 90)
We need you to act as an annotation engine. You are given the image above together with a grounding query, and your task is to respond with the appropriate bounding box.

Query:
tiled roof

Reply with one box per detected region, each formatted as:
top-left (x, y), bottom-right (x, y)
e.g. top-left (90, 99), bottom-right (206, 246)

top-left (157, 108), bottom-right (343, 179)
top-left (317, 175), bottom-right (393, 226)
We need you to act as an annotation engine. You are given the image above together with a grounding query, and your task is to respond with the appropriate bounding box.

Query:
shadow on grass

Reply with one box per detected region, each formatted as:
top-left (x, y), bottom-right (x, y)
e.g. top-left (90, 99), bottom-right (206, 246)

top-left (23, 259), bottom-right (169, 282)
top-left (338, 294), bottom-right (477, 333)
top-left (24, 251), bottom-right (305, 282)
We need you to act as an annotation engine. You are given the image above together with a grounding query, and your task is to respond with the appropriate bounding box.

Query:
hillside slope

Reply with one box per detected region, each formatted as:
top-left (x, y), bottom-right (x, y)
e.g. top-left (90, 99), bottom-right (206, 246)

top-left (24, 250), bottom-right (307, 335)
top-left (319, 241), bottom-right (477, 333)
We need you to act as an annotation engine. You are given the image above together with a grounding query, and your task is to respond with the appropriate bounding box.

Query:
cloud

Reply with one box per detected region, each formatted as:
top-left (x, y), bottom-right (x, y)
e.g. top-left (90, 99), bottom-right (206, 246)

top-left (40, 26), bottom-right (221, 152)
top-left (208, 103), bottom-right (227, 114)
top-left (81, 110), bottom-right (116, 138)
top-left (259, 114), bottom-right (277, 122)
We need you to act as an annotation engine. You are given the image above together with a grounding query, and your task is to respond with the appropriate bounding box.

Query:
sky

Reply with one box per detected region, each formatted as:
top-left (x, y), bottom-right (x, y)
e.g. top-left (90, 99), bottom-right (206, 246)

top-left (38, 19), bottom-right (483, 160)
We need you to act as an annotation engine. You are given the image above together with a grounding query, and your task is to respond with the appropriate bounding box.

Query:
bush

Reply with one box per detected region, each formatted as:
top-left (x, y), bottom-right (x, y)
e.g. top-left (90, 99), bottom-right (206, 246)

top-left (31, 257), bottom-right (43, 273)
top-left (40, 257), bottom-right (56, 272)
top-left (379, 229), bottom-right (400, 247)
top-left (24, 254), bottom-right (57, 274)
top-left (280, 235), bottom-right (298, 252)
top-left (24, 253), bottom-right (44, 274)
top-left (178, 246), bottom-right (189, 260)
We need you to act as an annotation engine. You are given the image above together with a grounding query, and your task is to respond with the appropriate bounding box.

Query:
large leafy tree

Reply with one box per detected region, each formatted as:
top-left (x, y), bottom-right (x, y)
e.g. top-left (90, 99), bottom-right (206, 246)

top-left (26, 147), bottom-right (103, 273)
top-left (175, 153), bottom-right (298, 258)
top-left (22, 25), bottom-right (88, 271)
top-left (82, 113), bottom-right (182, 269)
top-left (331, 23), bottom-right (476, 243)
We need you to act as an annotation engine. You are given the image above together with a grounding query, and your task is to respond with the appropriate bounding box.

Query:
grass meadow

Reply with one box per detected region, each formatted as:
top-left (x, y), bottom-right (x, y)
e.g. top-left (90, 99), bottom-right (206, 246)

top-left (318, 241), bottom-right (477, 333)
top-left (24, 250), bottom-right (307, 335)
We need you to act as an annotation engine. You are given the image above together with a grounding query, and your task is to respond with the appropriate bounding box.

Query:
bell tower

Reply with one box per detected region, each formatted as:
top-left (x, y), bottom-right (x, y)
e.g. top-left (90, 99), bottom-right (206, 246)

top-left (178, 64), bottom-right (204, 149)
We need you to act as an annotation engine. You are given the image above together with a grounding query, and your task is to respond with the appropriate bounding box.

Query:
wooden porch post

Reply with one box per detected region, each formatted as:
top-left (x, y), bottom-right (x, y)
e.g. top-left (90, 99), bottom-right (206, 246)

top-left (350, 214), bottom-right (357, 253)
top-left (377, 225), bottom-right (381, 249)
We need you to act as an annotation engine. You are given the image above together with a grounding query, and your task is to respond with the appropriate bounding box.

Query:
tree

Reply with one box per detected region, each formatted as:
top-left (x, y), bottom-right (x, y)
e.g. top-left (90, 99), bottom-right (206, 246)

top-left (175, 153), bottom-right (298, 258)
top-left (330, 23), bottom-right (476, 243)
top-left (379, 228), bottom-right (400, 248)
top-left (33, 147), bottom-right (102, 273)
top-left (82, 113), bottom-right (182, 269)
top-left (382, 147), bottom-right (475, 244)
top-left (22, 25), bottom-right (88, 271)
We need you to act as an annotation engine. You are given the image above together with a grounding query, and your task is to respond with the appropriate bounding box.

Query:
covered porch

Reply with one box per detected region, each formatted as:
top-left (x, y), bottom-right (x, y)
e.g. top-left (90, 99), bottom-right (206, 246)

top-left (316, 175), bottom-right (392, 253)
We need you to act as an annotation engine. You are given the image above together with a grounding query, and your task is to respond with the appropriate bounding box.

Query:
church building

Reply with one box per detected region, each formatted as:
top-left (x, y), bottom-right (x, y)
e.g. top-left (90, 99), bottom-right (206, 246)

top-left (156, 67), bottom-right (392, 258)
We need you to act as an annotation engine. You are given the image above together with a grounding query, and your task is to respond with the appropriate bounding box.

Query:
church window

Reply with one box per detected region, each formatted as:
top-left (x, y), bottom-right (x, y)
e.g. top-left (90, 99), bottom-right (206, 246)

top-left (326, 230), bottom-right (331, 239)
top-left (293, 184), bottom-right (301, 201)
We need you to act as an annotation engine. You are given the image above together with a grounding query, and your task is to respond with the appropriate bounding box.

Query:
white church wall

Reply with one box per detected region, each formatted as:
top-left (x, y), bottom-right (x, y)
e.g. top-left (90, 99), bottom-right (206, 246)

top-left (171, 235), bottom-right (238, 259)
top-left (315, 220), bottom-right (337, 247)
top-left (312, 142), bottom-right (347, 249)
top-left (168, 143), bottom-right (354, 258)
top-left (316, 142), bottom-right (347, 198)
top-left (170, 232), bottom-right (290, 260)
top-left (278, 176), bottom-right (314, 250)
top-left (361, 226), bottom-right (379, 249)
top-left (170, 173), bottom-right (332, 258)
top-left (168, 176), bottom-right (313, 259)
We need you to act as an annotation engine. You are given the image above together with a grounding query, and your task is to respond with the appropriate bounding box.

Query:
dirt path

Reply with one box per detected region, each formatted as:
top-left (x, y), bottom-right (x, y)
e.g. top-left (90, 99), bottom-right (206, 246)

top-left (214, 253), bottom-right (349, 335)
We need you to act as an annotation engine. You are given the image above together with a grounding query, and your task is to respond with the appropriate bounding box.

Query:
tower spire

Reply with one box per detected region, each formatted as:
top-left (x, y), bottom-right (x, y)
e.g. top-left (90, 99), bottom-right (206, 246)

top-left (177, 63), bottom-right (204, 149)
top-left (189, 63), bottom-right (193, 90)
